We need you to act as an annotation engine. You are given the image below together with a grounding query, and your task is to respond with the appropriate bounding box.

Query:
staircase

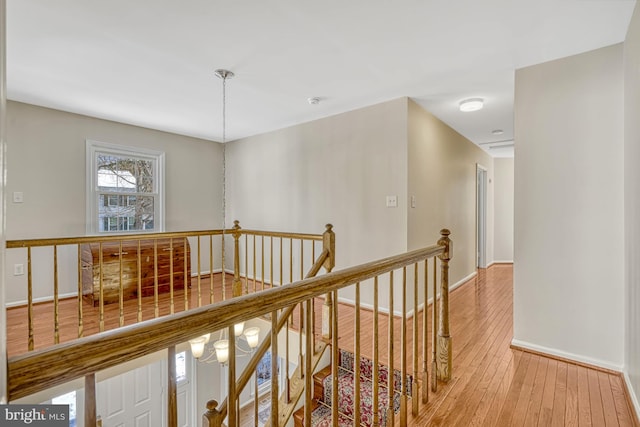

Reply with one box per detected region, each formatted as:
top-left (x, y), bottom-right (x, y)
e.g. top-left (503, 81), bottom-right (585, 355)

top-left (293, 349), bottom-right (413, 427)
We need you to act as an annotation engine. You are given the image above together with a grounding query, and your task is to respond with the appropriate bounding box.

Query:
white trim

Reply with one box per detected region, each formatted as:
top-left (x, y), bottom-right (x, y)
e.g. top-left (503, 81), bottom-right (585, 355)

top-left (623, 371), bottom-right (640, 421)
top-left (86, 139), bottom-right (165, 235)
top-left (510, 338), bottom-right (624, 372)
top-left (5, 291), bottom-right (78, 308)
top-left (338, 270), bottom-right (477, 317)
top-left (487, 260), bottom-right (513, 267)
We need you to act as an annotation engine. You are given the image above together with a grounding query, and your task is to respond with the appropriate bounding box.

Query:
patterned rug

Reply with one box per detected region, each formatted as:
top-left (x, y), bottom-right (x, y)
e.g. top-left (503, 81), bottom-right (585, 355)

top-left (312, 349), bottom-right (412, 427)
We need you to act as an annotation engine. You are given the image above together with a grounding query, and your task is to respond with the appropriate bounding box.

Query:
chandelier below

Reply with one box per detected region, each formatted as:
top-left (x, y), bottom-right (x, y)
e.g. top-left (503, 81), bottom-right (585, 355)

top-left (189, 325), bottom-right (260, 363)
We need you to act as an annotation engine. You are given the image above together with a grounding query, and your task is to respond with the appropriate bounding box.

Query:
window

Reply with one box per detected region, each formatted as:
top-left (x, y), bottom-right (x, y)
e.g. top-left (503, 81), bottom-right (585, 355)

top-left (176, 351), bottom-right (187, 383)
top-left (50, 390), bottom-right (77, 427)
top-left (87, 140), bottom-right (164, 234)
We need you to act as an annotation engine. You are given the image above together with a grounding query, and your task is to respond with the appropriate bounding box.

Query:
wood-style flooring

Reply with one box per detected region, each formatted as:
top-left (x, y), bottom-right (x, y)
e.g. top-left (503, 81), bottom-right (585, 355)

top-left (6, 265), bottom-right (639, 426)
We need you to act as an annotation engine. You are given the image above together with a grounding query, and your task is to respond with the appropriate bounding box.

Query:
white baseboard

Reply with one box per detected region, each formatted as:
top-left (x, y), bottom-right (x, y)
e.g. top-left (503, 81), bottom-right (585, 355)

top-left (510, 338), bottom-right (624, 372)
top-left (6, 292), bottom-right (78, 308)
top-left (337, 270), bottom-right (478, 318)
top-left (623, 371), bottom-right (640, 422)
top-left (487, 260), bottom-right (513, 267)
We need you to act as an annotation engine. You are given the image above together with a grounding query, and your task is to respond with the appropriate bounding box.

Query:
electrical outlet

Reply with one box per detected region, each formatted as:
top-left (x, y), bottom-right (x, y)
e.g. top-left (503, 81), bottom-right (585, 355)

top-left (14, 264), bottom-right (24, 276)
top-left (386, 195), bottom-right (398, 208)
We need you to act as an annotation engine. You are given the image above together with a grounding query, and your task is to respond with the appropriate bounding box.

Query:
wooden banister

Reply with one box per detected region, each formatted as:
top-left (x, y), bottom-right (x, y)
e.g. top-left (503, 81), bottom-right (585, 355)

top-left (7, 241), bottom-right (445, 401)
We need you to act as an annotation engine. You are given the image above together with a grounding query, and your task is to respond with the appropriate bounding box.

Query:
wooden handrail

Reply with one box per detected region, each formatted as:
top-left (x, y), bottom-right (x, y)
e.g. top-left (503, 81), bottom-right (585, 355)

top-left (217, 248), bottom-right (331, 419)
top-left (7, 243), bottom-right (444, 400)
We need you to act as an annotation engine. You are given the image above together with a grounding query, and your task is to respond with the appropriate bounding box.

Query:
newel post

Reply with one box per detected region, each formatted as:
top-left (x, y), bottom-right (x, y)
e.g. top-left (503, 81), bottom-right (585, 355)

top-left (202, 400), bottom-right (223, 427)
top-left (232, 220), bottom-right (243, 298)
top-left (321, 224), bottom-right (335, 339)
top-left (437, 229), bottom-right (452, 382)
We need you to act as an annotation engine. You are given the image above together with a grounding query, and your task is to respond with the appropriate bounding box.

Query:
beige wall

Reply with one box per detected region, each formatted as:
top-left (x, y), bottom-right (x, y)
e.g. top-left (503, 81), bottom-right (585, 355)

top-left (407, 100), bottom-right (494, 298)
top-left (624, 2), bottom-right (640, 415)
top-left (493, 158), bottom-right (513, 262)
top-left (5, 101), bottom-right (223, 303)
top-left (514, 44), bottom-right (625, 370)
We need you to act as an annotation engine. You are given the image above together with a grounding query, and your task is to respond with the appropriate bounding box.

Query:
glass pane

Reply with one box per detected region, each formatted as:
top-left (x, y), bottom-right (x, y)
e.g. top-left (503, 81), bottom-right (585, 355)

top-left (52, 390), bottom-right (76, 427)
top-left (176, 351), bottom-right (186, 382)
top-left (98, 195), bottom-right (154, 232)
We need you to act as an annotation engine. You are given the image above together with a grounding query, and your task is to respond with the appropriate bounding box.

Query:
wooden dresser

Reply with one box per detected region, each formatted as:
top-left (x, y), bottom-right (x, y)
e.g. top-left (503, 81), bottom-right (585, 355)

top-left (81, 238), bottom-right (191, 306)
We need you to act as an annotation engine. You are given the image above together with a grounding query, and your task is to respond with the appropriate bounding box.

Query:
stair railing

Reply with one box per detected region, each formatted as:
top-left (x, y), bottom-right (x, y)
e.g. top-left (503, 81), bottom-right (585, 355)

top-left (207, 224), bottom-right (335, 427)
top-left (206, 229), bottom-right (452, 427)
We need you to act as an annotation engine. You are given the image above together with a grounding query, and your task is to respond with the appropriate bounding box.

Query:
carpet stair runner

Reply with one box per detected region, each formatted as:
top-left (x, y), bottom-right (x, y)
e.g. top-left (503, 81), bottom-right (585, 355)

top-left (293, 349), bottom-right (412, 427)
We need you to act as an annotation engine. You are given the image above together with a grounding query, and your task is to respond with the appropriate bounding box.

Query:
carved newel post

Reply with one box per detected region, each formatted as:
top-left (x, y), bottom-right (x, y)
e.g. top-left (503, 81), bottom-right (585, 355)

top-left (202, 400), bottom-right (223, 427)
top-left (321, 224), bottom-right (335, 339)
top-left (437, 229), bottom-right (453, 382)
top-left (232, 220), bottom-right (243, 298)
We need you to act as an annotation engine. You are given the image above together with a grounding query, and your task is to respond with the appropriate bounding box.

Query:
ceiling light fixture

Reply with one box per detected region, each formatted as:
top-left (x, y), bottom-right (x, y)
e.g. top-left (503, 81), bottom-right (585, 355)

top-left (459, 98), bottom-right (484, 112)
top-left (491, 129), bottom-right (504, 135)
top-left (308, 97), bottom-right (320, 105)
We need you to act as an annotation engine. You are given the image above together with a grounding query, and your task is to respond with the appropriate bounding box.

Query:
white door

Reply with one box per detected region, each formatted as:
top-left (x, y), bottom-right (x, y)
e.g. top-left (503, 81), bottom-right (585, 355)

top-left (477, 165), bottom-right (488, 268)
top-left (97, 360), bottom-right (164, 427)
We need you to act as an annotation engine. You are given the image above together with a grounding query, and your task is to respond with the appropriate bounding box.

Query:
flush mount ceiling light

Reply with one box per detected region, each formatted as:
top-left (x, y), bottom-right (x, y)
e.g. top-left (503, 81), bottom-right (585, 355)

top-left (308, 97), bottom-right (320, 105)
top-left (491, 129), bottom-right (504, 135)
top-left (459, 98), bottom-right (484, 112)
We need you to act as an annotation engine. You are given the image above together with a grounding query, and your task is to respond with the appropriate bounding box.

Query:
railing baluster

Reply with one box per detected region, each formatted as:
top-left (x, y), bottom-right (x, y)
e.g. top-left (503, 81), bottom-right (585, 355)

top-left (27, 247), bottom-right (33, 351)
top-left (269, 236), bottom-right (273, 288)
top-left (228, 325), bottom-right (237, 427)
top-left (254, 370), bottom-right (259, 427)
top-left (432, 257), bottom-right (438, 392)
top-left (289, 238), bottom-right (293, 284)
top-left (304, 298), bottom-right (313, 426)
top-left (279, 237), bottom-right (283, 287)
top-left (98, 243), bottom-right (104, 332)
top-left (373, 276), bottom-right (380, 427)
top-left (331, 289), bottom-right (339, 427)
top-left (401, 267), bottom-right (407, 425)
top-left (169, 239), bottom-right (175, 314)
top-left (387, 270), bottom-right (394, 427)
top-left (197, 236), bottom-right (202, 307)
top-left (153, 240), bottom-right (159, 318)
top-left (137, 241), bottom-right (142, 322)
top-left (77, 244), bottom-right (84, 338)
top-left (210, 235), bottom-right (214, 304)
top-left (285, 314), bottom-right (290, 403)
top-left (245, 234), bottom-right (248, 294)
top-left (298, 302), bottom-right (304, 379)
top-left (184, 237), bottom-right (189, 311)
top-left (53, 245), bottom-right (59, 344)
top-left (270, 311), bottom-right (279, 427)
top-left (253, 235), bottom-right (257, 293)
top-left (413, 262), bottom-right (420, 415)
top-left (119, 241), bottom-right (124, 326)
top-left (168, 345), bottom-right (177, 427)
top-left (422, 259), bottom-right (429, 403)
top-left (299, 239), bottom-right (303, 281)
top-left (354, 282), bottom-right (361, 427)
top-left (261, 236), bottom-right (265, 291)
top-left (221, 234), bottom-right (226, 301)
top-left (85, 373), bottom-right (97, 427)
top-left (232, 221), bottom-right (242, 297)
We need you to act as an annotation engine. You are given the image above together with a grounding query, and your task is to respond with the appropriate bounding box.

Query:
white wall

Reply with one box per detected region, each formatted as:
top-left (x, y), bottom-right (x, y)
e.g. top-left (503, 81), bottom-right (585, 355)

top-left (493, 158), bottom-right (513, 263)
top-left (407, 100), bottom-right (494, 300)
top-left (513, 44), bottom-right (625, 370)
top-left (5, 102), bottom-right (223, 304)
top-left (227, 98), bottom-right (409, 308)
top-left (624, 2), bottom-right (640, 415)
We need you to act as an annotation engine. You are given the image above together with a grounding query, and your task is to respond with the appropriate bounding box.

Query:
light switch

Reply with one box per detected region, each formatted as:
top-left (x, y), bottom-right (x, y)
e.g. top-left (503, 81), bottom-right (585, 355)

top-left (13, 192), bottom-right (23, 203)
top-left (411, 195), bottom-right (416, 208)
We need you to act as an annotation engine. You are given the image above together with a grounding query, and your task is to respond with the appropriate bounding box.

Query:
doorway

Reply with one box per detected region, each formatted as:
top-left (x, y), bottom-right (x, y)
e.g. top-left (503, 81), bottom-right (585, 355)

top-left (476, 164), bottom-right (488, 268)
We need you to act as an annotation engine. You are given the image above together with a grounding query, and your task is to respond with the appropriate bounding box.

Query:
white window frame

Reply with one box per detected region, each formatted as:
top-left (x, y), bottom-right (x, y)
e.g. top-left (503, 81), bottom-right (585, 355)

top-left (86, 140), bottom-right (165, 235)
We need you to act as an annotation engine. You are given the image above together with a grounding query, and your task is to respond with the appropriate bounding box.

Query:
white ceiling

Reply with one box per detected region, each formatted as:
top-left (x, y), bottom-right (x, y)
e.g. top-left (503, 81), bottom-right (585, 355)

top-left (6, 1), bottom-right (637, 157)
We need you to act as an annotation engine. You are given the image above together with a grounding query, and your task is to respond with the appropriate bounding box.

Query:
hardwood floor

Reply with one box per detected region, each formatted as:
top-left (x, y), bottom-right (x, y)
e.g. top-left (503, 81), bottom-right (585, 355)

top-left (6, 265), bottom-right (639, 426)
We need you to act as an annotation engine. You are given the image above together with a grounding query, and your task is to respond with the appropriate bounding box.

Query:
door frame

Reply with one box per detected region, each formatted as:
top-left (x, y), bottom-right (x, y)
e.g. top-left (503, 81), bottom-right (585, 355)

top-left (476, 164), bottom-right (488, 268)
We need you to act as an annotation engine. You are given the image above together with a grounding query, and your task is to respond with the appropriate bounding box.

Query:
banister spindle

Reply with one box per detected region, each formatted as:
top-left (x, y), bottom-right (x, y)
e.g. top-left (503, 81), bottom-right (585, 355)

top-left (400, 267), bottom-right (407, 426)
top-left (412, 262), bottom-right (420, 415)
top-left (210, 235), bottom-right (214, 304)
top-left (85, 373), bottom-right (97, 427)
top-left (169, 239), bottom-right (175, 314)
top-left (422, 259), bottom-right (429, 402)
top-left (99, 243), bottom-right (105, 331)
top-left (27, 246), bottom-right (33, 350)
top-left (153, 240), bottom-right (159, 317)
top-left (322, 224), bottom-right (335, 339)
top-left (232, 220), bottom-right (243, 297)
top-left (270, 311), bottom-right (279, 427)
top-left (77, 244), bottom-right (84, 338)
top-left (373, 276), bottom-right (380, 427)
top-left (168, 346), bottom-right (177, 427)
top-left (137, 241), bottom-right (142, 322)
top-left (184, 237), bottom-right (189, 311)
top-left (354, 282), bottom-right (361, 427)
top-left (197, 236), bottom-right (202, 307)
top-left (119, 241), bottom-right (124, 326)
top-left (53, 245), bottom-right (60, 344)
top-left (437, 229), bottom-right (452, 382)
top-left (228, 324), bottom-right (237, 427)
top-left (387, 270), bottom-right (395, 427)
